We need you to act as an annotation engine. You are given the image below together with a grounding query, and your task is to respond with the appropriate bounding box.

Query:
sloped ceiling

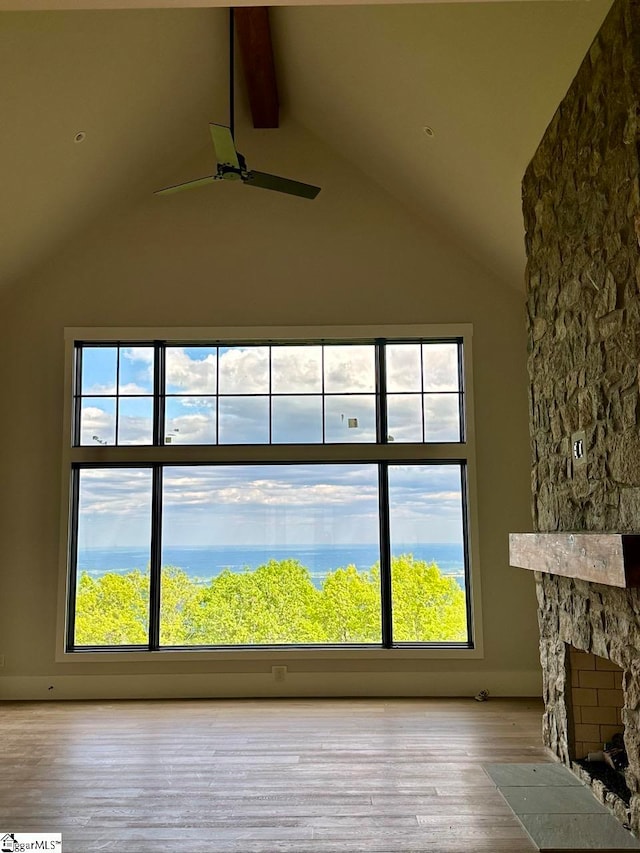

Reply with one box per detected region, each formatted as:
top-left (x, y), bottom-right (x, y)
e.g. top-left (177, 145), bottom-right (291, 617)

top-left (0, 1), bottom-right (612, 296)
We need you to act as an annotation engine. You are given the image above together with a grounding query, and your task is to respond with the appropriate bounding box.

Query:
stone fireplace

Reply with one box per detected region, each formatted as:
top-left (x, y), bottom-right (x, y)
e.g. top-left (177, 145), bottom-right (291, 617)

top-left (510, 534), bottom-right (640, 827)
top-left (537, 574), bottom-right (639, 828)
top-left (518, 0), bottom-right (640, 836)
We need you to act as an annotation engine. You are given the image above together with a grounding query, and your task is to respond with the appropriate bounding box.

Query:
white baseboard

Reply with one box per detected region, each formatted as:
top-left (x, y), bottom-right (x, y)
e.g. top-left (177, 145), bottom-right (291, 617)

top-left (0, 669), bottom-right (542, 701)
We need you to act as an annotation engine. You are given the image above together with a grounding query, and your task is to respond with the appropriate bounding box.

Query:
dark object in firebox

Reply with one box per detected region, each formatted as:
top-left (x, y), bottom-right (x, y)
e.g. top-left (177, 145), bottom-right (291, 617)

top-left (575, 757), bottom-right (632, 805)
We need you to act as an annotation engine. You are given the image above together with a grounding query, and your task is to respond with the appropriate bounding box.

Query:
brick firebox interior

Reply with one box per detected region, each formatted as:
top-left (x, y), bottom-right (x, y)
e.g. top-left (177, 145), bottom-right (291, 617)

top-left (567, 647), bottom-right (624, 759)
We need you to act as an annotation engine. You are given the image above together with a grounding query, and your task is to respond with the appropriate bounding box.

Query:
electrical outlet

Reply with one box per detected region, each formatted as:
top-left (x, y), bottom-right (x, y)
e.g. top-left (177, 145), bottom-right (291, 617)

top-left (272, 665), bottom-right (287, 682)
top-left (571, 430), bottom-right (587, 470)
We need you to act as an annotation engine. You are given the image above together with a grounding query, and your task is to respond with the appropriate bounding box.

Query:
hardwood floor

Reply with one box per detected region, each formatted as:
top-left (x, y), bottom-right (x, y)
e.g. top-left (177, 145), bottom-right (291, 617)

top-left (0, 697), bottom-right (549, 852)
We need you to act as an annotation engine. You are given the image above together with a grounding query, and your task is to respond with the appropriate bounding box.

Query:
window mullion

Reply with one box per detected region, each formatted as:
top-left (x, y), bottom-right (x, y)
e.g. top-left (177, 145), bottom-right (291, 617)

top-left (376, 341), bottom-right (392, 647)
top-left (66, 466), bottom-right (81, 650)
top-left (268, 344), bottom-right (273, 445)
top-left (148, 343), bottom-right (164, 650)
top-left (148, 465), bottom-right (163, 650)
top-left (378, 462), bottom-right (393, 648)
top-left (216, 346), bottom-right (220, 445)
top-left (460, 462), bottom-right (473, 646)
top-left (154, 341), bottom-right (165, 447)
top-left (115, 346), bottom-right (120, 446)
top-left (321, 345), bottom-right (326, 443)
top-left (420, 341), bottom-right (426, 443)
top-left (457, 339), bottom-right (466, 443)
top-left (73, 347), bottom-right (82, 447)
top-left (375, 339), bottom-right (387, 445)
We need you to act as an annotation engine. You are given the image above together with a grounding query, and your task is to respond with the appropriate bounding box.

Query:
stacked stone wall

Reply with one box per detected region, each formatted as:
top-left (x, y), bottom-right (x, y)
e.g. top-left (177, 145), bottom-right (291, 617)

top-left (524, 0), bottom-right (640, 536)
top-left (523, 0), bottom-right (640, 833)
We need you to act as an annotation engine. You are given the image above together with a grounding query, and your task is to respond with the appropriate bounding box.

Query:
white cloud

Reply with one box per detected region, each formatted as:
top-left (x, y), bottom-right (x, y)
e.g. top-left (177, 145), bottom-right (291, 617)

top-left (79, 468), bottom-right (152, 517)
top-left (386, 344), bottom-right (422, 392)
top-left (82, 382), bottom-right (117, 395)
top-left (166, 348), bottom-right (217, 394)
top-left (76, 463), bottom-right (464, 547)
top-left (118, 414), bottom-right (153, 445)
top-left (118, 383), bottom-right (153, 396)
top-left (165, 413), bottom-right (216, 445)
top-left (218, 346), bottom-right (269, 394)
top-left (324, 395), bottom-right (376, 442)
top-left (218, 396), bottom-right (269, 443)
top-left (423, 343), bottom-right (459, 392)
top-left (80, 404), bottom-right (115, 445)
top-left (164, 478), bottom-right (377, 508)
top-left (272, 396), bottom-right (323, 443)
top-left (324, 345), bottom-right (375, 393)
top-left (271, 346), bottom-right (323, 392)
top-left (123, 347), bottom-right (154, 364)
top-left (424, 394), bottom-right (460, 441)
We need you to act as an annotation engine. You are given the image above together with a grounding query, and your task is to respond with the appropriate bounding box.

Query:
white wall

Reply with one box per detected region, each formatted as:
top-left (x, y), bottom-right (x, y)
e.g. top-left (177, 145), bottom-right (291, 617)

top-left (0, 123), bottom-right (539, 699)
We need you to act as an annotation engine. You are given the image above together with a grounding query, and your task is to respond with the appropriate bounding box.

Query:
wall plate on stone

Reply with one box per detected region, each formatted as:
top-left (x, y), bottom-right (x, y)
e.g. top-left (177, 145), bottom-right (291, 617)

top-left (571, 430), bottom-right (587, 469)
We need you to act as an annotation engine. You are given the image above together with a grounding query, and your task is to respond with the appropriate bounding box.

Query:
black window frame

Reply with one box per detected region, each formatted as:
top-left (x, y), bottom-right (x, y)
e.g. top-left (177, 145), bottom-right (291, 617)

top-left (65, 334), bottom-right (475, 654)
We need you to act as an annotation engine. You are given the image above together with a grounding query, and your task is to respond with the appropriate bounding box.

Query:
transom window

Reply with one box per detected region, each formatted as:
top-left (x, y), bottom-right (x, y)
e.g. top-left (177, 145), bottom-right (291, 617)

top-left (75, 341), bottom-right (462, 447)
top-left (63, 330), bottom-right (476, 653)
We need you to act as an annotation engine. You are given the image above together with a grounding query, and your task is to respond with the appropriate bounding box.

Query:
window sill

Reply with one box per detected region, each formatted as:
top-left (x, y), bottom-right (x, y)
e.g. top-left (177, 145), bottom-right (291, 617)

top-left (56, 644), bottom-right (484, 663)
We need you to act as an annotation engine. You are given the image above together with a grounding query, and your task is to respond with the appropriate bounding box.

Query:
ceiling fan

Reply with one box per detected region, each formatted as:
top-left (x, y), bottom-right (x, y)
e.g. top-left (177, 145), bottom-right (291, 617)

top-left (155, 9), bottom-right (320, 201)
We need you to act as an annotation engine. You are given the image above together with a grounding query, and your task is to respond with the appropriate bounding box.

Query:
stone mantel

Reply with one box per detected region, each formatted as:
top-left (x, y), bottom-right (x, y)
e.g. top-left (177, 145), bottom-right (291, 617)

top-left (509, 533), bottom-right (640, 588)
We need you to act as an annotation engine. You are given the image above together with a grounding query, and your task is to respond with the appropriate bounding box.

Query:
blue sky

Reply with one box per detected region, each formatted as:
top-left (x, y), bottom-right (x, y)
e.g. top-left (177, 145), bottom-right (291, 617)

top-left (76, 462), bottom-right (464, 549)
top-left (75, 344), bottom-right (465, 549)
top-left (79, 343), bottom-right (461, 446)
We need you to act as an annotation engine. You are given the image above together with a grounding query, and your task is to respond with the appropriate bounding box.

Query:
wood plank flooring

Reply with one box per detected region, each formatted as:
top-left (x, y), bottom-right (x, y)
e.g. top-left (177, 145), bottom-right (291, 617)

top-left (0, 697), bottom-right (549, 852)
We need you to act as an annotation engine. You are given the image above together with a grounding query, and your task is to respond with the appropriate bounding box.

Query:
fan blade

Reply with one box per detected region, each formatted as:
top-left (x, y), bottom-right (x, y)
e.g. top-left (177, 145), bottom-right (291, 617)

top-left (155, 176), bottom-right (216, 196)
top-left (210, 124), bottom-right (240, 169)
top-left (245, 170), bottom-right (320, 199)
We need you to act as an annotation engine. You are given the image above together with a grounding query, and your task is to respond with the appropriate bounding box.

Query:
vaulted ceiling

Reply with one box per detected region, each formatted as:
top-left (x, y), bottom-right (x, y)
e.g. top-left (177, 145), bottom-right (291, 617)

top-left (0, 0), bottom-right (612, 295)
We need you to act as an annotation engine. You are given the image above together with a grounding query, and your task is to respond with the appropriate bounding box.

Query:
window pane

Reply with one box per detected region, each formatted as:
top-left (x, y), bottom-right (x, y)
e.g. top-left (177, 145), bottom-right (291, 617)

top-left (218, 346), bottom-right (269, 393)
top-left (423, 343), bottom-right (459, 391)
top-left (272, 396), bottom-right (323, 443)
top-left (386, 344), bottom-right (422, 392)
top-left (324, 345), bottom-right (375, 393)
top-left (388, 464), bottom-right (467, 643)
top-left (324, 395), bottom-right (376, 442)
top-left (386, 394), bottom-right (423, 443)
top-left (118, 397), bottom-right (154, 445)
top-left (79, 397), bottom-right (116, 446)
top-left (119, 346), bottom-right (154, 395)
top-left (165, 397), bottom-right (216, 444)
top-left (424, 394), bottom-right (461, 442)
top-left (159, 464), bottom-right (381, 646)
top-left (219, 396), bottom-right (269, 444)
top-left (80, 346), bottom-right (117, 394)
top-left (166, 347), bottom-right (217, 395)
top-left (74, 468), bottom-right (152, 646)
top-left (272, 346), bottom-right (322, 393)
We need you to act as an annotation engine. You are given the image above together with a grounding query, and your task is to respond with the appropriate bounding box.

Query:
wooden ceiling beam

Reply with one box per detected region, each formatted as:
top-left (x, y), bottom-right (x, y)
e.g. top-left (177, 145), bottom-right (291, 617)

top-left (234, 6), bottom-right (279, 129)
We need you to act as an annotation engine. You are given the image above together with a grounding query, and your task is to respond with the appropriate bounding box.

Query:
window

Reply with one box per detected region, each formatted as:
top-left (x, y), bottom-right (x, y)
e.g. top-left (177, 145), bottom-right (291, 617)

top-left (62, 328), bottom-right (477, 653)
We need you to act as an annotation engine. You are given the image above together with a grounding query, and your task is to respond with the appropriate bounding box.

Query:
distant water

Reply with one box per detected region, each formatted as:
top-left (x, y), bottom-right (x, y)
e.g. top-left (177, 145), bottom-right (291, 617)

top-left (77, 543), bottom-right (466, 588)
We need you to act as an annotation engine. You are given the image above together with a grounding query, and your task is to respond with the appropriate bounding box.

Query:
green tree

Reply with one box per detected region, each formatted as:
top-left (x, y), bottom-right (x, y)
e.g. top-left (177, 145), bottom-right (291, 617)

top-left (184, 559), bottom-right (324, 645)
top-left (74, 555), bottom-right (467, 646)
top-left (391, 554), bottom-right (467, 641)
top-left (159, 566), bottom-right (200, 645)
top-left (320, 565), bottom-right (380, 642)
top-left (74, 569), bottom-right (149, 645)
